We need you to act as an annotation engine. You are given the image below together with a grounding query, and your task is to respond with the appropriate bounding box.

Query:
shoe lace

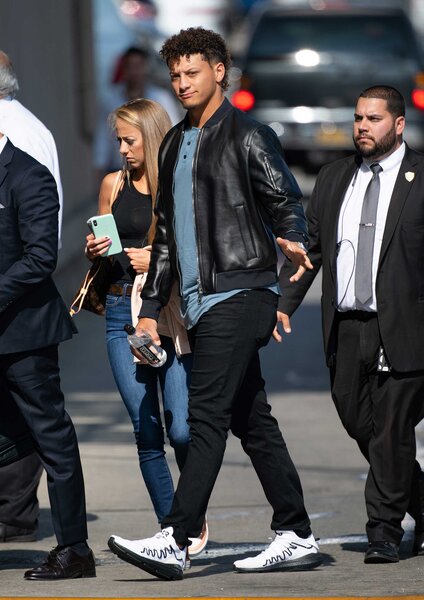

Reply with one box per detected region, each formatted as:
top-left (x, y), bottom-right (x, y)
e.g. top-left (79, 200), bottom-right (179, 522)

top-left (264, 533), bottom-right (314, 560)
top-left (142, 530), bottom-right (183, 561)
top-left (39, 547), bottom-right (67, 570)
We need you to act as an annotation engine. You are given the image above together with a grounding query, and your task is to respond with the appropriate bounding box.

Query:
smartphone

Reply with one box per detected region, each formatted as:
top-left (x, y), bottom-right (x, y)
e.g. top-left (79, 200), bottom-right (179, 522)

top-left (87, 214), bottom-right (122, 256)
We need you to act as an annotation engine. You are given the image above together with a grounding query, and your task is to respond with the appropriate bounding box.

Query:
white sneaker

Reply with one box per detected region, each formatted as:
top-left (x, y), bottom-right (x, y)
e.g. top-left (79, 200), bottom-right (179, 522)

top-left (188, 518), bottom-right (209, 556)
top-left (108, 527), bottom-right (186, 580)
top-left (233, 530), bottom-right (322, 573)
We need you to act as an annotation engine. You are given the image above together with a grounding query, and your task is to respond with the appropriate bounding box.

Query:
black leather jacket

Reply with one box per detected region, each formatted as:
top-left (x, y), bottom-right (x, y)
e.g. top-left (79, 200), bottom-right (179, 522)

top-left (140, 98), bottom-right (308, 320)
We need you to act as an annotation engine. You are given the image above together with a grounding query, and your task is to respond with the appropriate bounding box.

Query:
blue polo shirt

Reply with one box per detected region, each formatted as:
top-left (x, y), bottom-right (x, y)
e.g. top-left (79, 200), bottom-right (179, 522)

top-left (173, 126), bottom-right (279, 329)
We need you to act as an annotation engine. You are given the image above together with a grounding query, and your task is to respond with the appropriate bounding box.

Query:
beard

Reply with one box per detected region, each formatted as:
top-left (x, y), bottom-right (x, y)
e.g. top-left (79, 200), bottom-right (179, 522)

top-left (353, 125), bottom-right (397, 159)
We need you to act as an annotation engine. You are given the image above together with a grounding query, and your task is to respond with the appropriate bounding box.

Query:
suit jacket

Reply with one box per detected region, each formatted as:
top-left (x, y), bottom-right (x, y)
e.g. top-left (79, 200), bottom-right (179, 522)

top-left (0, 140), bottom-right (75, 354)
top-left (279, 144), bottom-right (424, 372)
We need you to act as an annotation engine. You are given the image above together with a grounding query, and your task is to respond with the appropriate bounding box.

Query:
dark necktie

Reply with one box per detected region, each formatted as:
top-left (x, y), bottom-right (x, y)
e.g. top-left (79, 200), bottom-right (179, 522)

top-left (355, 162), bottom-right (383, 305)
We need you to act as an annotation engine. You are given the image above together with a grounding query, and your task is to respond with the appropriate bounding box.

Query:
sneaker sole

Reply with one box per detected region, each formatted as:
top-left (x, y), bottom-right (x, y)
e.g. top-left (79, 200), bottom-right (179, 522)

top-left (107, 537), bottom-right (183, 581)
top-left (234, 551), bottom-right (323, 573)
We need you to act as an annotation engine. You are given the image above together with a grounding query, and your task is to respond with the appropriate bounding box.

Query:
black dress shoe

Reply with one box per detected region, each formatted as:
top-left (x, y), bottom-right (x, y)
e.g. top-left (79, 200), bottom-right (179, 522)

top-left (413, 531), bottom-right (424, 556)
top-left (0, 522), bottom-right (37, 542)
top-left (364, 541), bottom-right (399, 564)
top-left (24, 545), bottom-right (96, 580)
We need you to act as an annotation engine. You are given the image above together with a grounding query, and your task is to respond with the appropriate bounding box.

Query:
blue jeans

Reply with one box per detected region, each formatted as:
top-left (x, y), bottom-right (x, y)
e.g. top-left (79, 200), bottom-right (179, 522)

top-left (105, 288), bottom-right (192, 522)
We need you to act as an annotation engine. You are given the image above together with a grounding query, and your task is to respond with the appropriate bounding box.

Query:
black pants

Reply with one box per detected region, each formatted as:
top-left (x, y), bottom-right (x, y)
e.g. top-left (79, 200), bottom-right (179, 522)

top-left (0, 345), bottom-right (88, 546)
top-left (0, 381), bottom-right (43, 531)
top-left (331, 312), bottom-right (424, 545)
top-left (162, 290), bottom-right (311, 547)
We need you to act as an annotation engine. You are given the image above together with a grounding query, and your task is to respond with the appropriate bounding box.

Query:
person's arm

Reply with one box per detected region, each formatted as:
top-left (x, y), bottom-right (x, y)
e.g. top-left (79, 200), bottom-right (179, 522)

top-left (133, 189), bottom-right (170, 346)
top-left (274, 171), bottom-right (324, 340)
top-left (138, 131), bottom-right (178, 322)
top-left (0, 162), bottom-right (59, 311)
top-left (249, 125), bottom-right (307, 240)
top-left (249, 125), bottom-right (312, 278)
top-left (85, 172), bottom-right (118, 260)
top-left (138, 187), bottom-right (173, 322)
top-left (125, 245), bottom-right (151, 274)
top-left (43, 129), bottom-right (63, 248)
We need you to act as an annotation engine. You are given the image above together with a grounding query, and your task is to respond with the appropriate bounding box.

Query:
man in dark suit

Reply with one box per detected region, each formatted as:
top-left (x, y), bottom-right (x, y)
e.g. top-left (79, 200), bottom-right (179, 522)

top-left (278, 86), bottom-right (424, 564)
top-left (0, 134), bottom-right (96, 580)
top-left (0, 49), bottom-right (62, 546)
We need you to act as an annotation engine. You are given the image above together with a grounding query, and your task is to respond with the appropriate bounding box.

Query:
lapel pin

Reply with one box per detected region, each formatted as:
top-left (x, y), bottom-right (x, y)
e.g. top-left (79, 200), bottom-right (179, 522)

top-left (405, 171), bottom-right (415, 182)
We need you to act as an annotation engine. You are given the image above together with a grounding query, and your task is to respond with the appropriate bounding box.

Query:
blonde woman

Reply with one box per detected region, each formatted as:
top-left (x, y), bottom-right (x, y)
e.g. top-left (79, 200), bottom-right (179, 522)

top-left (85, 99), bottom-right (194, 530)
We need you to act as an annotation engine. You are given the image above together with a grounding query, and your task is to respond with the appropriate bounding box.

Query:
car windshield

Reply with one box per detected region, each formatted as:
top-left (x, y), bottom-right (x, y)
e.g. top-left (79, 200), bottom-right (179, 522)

top-left (248, 14), bottom-right (420, 62)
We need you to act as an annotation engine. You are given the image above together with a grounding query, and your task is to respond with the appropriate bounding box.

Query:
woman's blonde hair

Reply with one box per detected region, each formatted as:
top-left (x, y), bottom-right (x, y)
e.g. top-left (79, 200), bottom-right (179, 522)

top-left (108, 98), bottom-right (172, 243)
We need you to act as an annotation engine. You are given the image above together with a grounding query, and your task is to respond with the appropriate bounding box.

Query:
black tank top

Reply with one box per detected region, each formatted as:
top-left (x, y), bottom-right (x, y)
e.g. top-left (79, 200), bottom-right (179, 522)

top-left (110, 178), bottom-right (152, 284)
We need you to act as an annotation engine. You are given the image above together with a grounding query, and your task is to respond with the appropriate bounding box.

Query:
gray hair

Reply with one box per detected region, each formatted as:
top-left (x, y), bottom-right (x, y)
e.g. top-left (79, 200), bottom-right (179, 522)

top-left (0, 57), bottom-right (19, 98)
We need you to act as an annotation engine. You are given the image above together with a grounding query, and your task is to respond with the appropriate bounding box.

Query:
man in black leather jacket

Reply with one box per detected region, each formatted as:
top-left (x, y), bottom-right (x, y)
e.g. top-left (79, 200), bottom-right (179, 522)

top-left (108, 27), bottom-right (322, 579)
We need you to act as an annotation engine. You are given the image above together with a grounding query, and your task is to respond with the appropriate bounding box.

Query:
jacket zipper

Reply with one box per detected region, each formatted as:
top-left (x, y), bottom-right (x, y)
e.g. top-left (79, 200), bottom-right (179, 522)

top-left (264, 155), bottom-right (284, 194)
top-left (192, 128), bottom-right (205, 304)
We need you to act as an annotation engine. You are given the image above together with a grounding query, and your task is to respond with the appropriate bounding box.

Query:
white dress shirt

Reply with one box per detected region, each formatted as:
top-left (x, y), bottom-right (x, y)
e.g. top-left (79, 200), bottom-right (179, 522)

top-left (0, 134), bottom-right (7, 155)
top-left (336, 142), bottom-right (405, 311)
top-left (0, 97), bottom-right (63, 244)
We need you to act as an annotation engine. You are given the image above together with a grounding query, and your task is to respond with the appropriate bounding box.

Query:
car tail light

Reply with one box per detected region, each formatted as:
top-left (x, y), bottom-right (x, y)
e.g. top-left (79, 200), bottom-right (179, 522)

top-left (231, 90), bottom-right (255, 112)
top-left (412, 72), bottom-right (424, 111)
top-left (412, 89), bottom-right (424, 111)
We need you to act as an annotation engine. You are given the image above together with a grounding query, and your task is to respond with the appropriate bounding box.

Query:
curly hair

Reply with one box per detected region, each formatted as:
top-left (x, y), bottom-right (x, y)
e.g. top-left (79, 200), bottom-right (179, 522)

top-left (160, 27), bottom-right (232, 91)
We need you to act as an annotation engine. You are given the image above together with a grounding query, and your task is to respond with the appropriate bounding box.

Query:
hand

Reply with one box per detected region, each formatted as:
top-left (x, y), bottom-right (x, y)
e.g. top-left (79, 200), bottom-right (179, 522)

top-left (131, 317), bottom-right (160, 363)
top-left (272, 311), bottom-right (292, 342)
top-left (276, 238), bottom-right (313, 282)
top-left (124, 245), bottom-right (152, 274)
top-left (85, 232), bottom-right (111, 261)
top-left (136, 317), bottom-right (160, 344)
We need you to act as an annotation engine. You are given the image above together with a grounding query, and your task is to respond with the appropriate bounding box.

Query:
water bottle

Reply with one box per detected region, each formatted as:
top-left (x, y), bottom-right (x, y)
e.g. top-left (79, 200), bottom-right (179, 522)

top-left (124, 324), bottom-right (167, 368)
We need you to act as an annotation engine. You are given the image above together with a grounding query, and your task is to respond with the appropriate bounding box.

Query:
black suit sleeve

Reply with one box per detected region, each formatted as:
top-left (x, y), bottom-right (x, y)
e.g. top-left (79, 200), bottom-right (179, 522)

top-left (278, 168), bottom-right (324, 315)
top-left (0, 162), bottom-right (59, 312)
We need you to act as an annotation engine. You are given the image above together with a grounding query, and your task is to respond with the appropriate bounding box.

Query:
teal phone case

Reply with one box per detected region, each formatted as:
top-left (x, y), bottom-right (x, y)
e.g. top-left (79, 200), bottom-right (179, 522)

top-left (87, 214), bottom-right (123, 256)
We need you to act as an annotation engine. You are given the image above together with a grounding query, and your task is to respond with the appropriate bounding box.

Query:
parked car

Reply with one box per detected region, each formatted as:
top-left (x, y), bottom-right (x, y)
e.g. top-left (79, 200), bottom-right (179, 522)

top-left (231, 0), bottom-right (424, 170)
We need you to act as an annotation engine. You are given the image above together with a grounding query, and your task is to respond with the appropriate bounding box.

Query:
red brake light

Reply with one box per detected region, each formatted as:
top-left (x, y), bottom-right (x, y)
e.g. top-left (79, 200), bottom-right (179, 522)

top-left (231, 90), bottom-right (255, 112)
top-left (412, 89), bottom-right (424, 111)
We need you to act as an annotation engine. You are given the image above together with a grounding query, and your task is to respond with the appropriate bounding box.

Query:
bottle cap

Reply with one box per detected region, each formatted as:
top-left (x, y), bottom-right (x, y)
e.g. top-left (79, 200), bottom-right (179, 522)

top-left (124, 323), bottom-right (136, 335)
